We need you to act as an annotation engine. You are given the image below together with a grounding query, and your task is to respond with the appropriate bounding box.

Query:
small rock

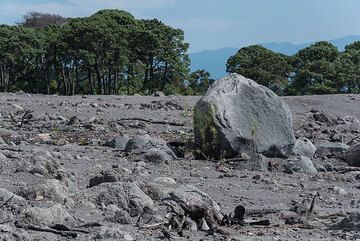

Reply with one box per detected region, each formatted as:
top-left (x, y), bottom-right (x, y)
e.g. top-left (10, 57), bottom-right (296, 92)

top-left (316, 142), bottom-right (349, 157)
top-left (323, 162), bottom-right (335, 171)
top-left (333, 186), bottom-right (347, 195)
top-left (22, 204), bottom-right (73, 226)
top-left (142, 148), bottom-right (174, 164)
top-left (104, 135), bottom-right (130, 150)
top-left (315, 164), bottom-right (327, 172)
top-left (330, 212), bottom-right (360, 231)
top-left (94, 226), bottom-right (127, 239)
top-left (345, 144), bottom-right (360, 167)
top-left (153, 91), bottom-right (165, 97)
top-left (285, 156), bottom-right (318, 174)
top-left (292, 137), bottom-right (316, 158)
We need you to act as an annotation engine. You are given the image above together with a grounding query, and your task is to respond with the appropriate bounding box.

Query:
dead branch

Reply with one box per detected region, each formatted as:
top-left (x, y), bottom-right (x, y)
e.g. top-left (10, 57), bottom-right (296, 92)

top-left (0, 219), bottom-right (14, 225)
top-left (15, 221), bottom-right (78, 238)
top-left (308, 192), bottom-right (319, 215)
top-left (0, 195), bottom-right (14, 208)
top-left (138, 222), bottom-right (167, 229)
top-left (113, 118), bottom-right (185, 127)
top-left (9, 110), bottom-right (33, 128)
top-left (336, 166), bottom-right (360, 173)
top-left (75, 222), bottom-right (102, 228)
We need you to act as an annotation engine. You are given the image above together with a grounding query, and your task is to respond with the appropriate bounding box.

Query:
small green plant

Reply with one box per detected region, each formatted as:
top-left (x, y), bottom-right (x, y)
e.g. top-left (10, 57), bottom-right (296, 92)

top-left (79, 137), bottom-right (87, 146)
top-left (193, 104), bottom-right (222, 160)
top-left (182, 103), bottom-right (193, 117)
top-left (52, 125), bottom-right (60, 134)
top-left (250, 118), bottom-right (259, 140)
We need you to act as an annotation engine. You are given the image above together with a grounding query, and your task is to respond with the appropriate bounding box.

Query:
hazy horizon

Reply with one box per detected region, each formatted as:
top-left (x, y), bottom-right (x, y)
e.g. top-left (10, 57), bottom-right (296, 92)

top-left (1, 0), bottom-right (360, 52)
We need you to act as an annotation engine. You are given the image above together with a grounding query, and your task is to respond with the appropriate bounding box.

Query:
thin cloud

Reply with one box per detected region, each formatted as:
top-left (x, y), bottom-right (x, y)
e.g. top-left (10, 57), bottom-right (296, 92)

top-left (172, 18), bottom-right (244, 32)
top-left (0, 0), bottom-right (178, 21)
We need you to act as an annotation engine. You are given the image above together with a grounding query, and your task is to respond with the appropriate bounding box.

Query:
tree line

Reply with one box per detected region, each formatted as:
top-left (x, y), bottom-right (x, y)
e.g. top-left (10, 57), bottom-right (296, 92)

top-left (1, 10), bottom-right (359, 96)
top-left (0, 10), bottom-right (212, 95)
top-left (227, 42), bottom-right (360, 95)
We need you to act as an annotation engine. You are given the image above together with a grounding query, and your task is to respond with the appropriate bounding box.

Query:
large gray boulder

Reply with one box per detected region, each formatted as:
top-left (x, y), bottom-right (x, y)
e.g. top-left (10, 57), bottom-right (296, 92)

top-left (193, 74), bottom-right (295, 159)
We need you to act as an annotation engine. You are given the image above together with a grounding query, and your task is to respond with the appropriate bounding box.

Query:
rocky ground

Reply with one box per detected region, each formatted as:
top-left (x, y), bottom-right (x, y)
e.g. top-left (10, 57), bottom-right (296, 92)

top-left (0, 92), bottom-right (360, 241)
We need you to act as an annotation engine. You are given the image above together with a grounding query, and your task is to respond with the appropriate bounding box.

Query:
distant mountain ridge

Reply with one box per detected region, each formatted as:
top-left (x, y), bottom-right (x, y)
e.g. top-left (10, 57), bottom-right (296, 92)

top-left (189, 35), bottom-right (360, 79)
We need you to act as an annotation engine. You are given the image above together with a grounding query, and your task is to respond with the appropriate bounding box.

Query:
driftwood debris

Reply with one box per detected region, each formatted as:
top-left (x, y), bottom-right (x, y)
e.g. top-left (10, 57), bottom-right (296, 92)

top-left (9, 110), bottom-right (33, 128)
top-left (113, 118), bottom-right (185, 127)
top-left (0, 195), bottom-right (14, 208)
top-left (15, 221), bottom-right (79, 238)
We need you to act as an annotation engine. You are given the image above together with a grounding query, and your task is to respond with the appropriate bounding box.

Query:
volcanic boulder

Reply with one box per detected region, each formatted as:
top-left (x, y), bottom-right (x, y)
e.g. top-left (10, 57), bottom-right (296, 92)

top-left (193, 74), bottom-right (295, 159)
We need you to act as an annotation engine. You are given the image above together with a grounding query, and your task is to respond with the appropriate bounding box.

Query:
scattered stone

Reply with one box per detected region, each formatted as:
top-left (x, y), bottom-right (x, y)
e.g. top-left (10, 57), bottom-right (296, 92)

top-left (292, 137), bottom-right (316, 158)
top-left (285, 156), bottom-right (318, 174)
top-left (104, 135), bottom-right (130, 150)
top-left (88, 168), bottom-right (132, 188)
top-left (94, 226), bottom-right (130, 240)
top-left (0, 188), bottom-right (24, 203)
top-left (315, 164), bottom-right (327, 172)
top-left (0, 152), bottom-right (6, 161)
top-left (330, 212), bottom-right (360, 231)
top-left (142, 148), bottom-right (174, 164)
top-left (80, 182), bottom-right (154, 216)
top-left (193, 74), bottom-right (295, 159)
top-left (125, 135), bottom-right (176, 158)
top-left (345, 144), bottom-right (360, 167)
top-left (313, 112), bottom-right (334, 126)
top-left (153, 91), bottom-right (165, 97)
top-left (323, 162), bottom-right (335, 171)
top-left (105, 205), bottom-right (132, 224)
top-left (332, 186), bottom-right (347, 195)
top-left (22, 203), bottom-right (73, 226)
top-left (316, 142), bottom-right (349, 157)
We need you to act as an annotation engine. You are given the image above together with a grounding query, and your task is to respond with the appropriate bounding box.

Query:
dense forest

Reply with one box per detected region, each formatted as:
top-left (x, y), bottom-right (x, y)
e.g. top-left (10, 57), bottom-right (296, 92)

top-left (0, 10), bottom-right (359, 96)
top-left (0, 10), bottom-right (211, 95)
top-left (227, 42), bottom-right (360, 95)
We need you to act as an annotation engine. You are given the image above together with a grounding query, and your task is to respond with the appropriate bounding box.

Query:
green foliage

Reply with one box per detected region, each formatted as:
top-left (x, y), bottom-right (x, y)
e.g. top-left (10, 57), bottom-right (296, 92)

top-left (0, 10), bottom-right (191, 95)
top-left (227, 41), bottom-right (360, 95)
top-left (226, 45), bottom-right (292, 94)
top-left (193, 104), bottom-right (223, 160)
top-left (187, 69), bottom-right (214, 95)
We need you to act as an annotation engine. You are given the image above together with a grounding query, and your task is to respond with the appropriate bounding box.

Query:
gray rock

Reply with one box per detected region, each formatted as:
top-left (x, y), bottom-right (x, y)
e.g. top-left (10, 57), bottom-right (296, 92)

top-left (285, 156), bottom-right (318, 174)
top-left (345, 144), bottom-right (360, 167)
top-left (104, 135), bottom-right (130, 150)
top-left (80, 182), bottom-right (154, 216)
top-left (153, 91), bottom-right (165, 97)
top-left (0, 188), bottom-right (24, 203)
top-left (126, 182), bottom-right (154, 216)
top-left (292, 137), bottom-right (316, 158)
top-left (169, 184), bottom-right (223, 221)
top-left (193, 74), bottom-right (295, 159)
top-left (146, 177), bottom-right (178, 200)
top-left (232, 154), bottom-right (268, 172)
top-left (125, 135), bottom-right (176, 158)
top-left (313, 112), bottom-right (334, 126)
top-left (0, 152), bottom-right (6, 161)
top-left (94, 226), bottom-right (127, 240)
top-left (142, 148), bottom-right (174, 163)
top-left (88, 168), bottom-right (132, 188)
top-left (0, 128), bottom-right (15, 137)
top-left (315, 164), bottom-right (327, 172)
top-left (33, 179), bottom-right (73, 204)
top-left (22, 203), bottom-right (73, 226)
top-left (323, 162), bottom-right (335, 171)
top-left (0, 136), bottom-right (6, 145)
top-left (330, 212), bottom-right (360, 231)
top-left (105, 205), bottom-right (132, 224)
top-left (316, 142), bottom-right (349, 157)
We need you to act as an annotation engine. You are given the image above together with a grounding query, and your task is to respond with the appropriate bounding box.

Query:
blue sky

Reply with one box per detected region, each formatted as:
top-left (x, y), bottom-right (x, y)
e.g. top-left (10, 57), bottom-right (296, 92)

top-left (1, 0), bottom-right (360, 52)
